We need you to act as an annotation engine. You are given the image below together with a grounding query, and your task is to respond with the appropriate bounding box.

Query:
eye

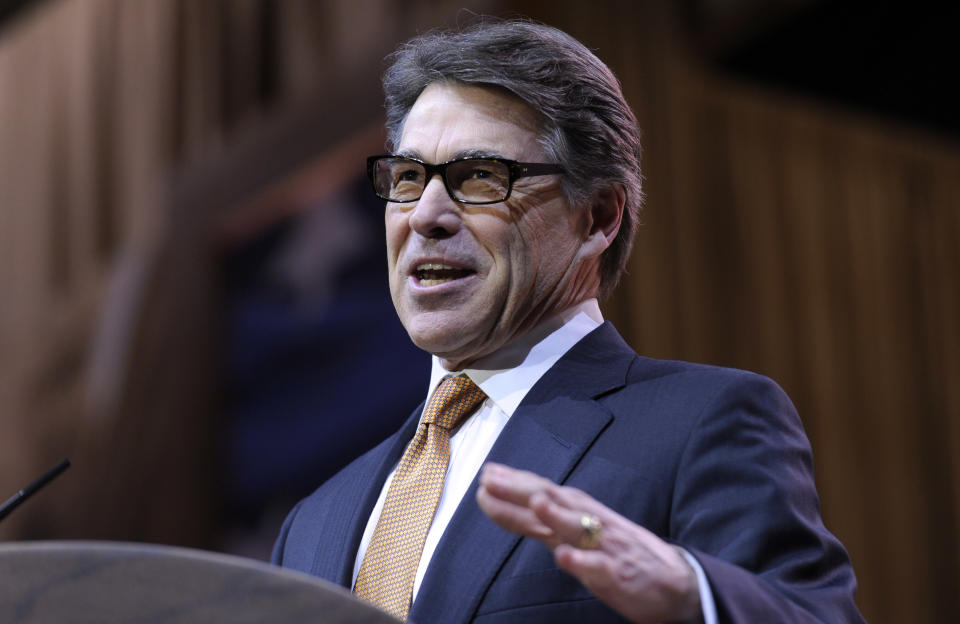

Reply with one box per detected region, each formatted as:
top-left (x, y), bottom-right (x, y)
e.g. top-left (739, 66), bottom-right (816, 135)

top-left (394, 166), bottom-right (422, 183)
top-left (468, 167), bottom-right (493, 179)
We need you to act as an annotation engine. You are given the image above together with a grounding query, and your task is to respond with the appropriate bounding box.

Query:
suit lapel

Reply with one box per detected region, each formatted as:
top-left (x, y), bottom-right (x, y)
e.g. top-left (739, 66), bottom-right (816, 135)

top-left (316, 401), bottom-right (425, 585)
top-left (409, 322), bottom-right (635, 624)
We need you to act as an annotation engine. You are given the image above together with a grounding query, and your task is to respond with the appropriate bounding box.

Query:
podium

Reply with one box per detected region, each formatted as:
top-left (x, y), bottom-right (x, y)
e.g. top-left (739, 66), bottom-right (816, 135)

top-left (0, 541), bottom-right (401, 623)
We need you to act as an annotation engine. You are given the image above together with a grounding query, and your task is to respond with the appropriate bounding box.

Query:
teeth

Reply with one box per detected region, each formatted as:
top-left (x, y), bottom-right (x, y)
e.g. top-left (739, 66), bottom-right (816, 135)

top-left (416, 262), bottom-right (457, 271)
top-left (414, 261), bottom-right (473, 286)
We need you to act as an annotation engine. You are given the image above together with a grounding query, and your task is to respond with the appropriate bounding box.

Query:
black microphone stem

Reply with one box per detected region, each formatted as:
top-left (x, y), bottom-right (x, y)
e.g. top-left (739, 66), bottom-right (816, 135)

top-left (0, 458), bottom-right (71, 523)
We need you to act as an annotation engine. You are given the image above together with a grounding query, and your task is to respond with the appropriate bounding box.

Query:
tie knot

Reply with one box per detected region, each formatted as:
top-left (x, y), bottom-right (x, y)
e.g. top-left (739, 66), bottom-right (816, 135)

top-left (422, 375), bottom-right (486, 430)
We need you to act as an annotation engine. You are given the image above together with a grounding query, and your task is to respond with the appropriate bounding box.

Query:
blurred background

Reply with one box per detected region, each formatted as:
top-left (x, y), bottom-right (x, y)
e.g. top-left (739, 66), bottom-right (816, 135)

top-left (0, 0), bottom-right (957, 621)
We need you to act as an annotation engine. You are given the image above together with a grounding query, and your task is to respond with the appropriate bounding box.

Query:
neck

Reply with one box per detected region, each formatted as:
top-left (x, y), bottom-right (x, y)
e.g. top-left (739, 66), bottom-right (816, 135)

top-left (437, 299), bottom-right (603, 372)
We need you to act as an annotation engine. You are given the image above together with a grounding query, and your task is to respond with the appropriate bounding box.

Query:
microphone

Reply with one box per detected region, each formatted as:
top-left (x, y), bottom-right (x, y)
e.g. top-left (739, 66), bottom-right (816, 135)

top-left (0, 458), bottom-right (71, 523)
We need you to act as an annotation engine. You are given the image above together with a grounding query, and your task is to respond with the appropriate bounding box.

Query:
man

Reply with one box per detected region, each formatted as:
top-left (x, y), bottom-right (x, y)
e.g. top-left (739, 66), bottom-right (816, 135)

top-left (273, 20), bottom-right (864, 623)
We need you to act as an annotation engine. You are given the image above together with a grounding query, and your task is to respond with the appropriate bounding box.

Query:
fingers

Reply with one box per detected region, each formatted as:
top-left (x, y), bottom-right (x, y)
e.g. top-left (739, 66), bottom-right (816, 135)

top-left (479, 462), bottom-right (557, 506)
top-left (476, 466), bottom-right (555, 541)
top-left (478, 462), bottom-right (614, 549)
top-left (554, 543), bottom-right (615, 593)
top-left (557, 541), bottom-right (702, 622)
top-left (478, 462), bottom-right (703, 623)
top-left (528, 489), bottom-right (603, 549)
top-left (476, 484), bottom-right (555, 540)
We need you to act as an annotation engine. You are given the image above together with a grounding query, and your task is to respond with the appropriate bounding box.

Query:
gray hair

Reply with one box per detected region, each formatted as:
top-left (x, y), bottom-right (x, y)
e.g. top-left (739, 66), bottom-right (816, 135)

top-left (382, 19), bottom-right (643, 300)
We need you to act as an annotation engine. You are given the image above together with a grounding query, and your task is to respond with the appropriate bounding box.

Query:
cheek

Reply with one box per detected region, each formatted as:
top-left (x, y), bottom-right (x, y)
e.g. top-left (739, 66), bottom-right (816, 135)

top-left (516, 220), bottom-right (583, 295)
top-left (506, 209), bottom-right (556, 274)
top-left (462, 211), bottom-right (513, 267)
top-left (385, 211), bottom-right (407, 266)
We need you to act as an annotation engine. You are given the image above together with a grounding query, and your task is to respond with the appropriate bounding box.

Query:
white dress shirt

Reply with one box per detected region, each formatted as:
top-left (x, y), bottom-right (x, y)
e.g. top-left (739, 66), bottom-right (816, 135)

top-left (351, 299), bottom-right (716, 623)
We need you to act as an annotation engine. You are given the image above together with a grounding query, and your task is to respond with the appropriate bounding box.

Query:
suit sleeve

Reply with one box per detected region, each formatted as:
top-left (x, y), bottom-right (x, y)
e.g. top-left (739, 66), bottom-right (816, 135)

top-left (669, 372), bottom-right (864, 624)
top-left (271, 499), bottom-right (303, 566)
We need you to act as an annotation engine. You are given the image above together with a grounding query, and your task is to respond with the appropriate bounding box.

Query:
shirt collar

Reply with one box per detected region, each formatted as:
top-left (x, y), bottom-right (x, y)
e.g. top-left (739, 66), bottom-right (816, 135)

top-left (426, 299), bottom-right (603, 418)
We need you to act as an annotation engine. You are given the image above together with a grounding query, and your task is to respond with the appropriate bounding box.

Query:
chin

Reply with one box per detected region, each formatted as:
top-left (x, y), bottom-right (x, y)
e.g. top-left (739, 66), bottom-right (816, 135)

top-left (405, 316), bottom-right (463, 353)
top-left (403, 312), bottom-right (487, 365)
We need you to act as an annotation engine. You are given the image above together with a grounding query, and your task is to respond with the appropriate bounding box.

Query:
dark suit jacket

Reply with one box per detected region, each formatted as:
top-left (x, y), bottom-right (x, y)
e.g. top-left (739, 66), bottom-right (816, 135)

top-left (273, 322), bottom-right (864, 623)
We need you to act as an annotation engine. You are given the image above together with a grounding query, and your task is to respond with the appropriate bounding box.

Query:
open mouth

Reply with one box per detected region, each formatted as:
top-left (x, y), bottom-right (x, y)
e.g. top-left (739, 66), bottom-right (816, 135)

top-left (415, 262), bottom-right (476, 286)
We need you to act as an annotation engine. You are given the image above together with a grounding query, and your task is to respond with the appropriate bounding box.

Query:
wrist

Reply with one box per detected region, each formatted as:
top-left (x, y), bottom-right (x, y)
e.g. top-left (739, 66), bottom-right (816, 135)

top-left (668, 546), bottom-right (703, 623)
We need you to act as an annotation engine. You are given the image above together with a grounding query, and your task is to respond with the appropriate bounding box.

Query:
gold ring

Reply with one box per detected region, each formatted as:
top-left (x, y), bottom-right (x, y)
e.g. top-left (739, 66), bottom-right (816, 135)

top-left (579, 513), bottom-right (602, 549)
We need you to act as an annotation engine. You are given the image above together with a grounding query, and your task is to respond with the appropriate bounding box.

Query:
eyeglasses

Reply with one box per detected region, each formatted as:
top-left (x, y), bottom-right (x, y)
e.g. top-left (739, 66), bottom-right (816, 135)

top-left (367, 155), bottom-right (565, 205)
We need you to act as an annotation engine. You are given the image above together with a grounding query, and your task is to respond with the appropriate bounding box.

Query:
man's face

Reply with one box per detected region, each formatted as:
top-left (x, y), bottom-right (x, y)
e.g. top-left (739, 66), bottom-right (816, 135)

top-left (387, 82), bottom-right (597, 370)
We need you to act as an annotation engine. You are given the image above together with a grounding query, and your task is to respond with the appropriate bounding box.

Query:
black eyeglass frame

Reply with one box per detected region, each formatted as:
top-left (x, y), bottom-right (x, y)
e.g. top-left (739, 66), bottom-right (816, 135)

top-left (366, 154), bottom-right (566, 205)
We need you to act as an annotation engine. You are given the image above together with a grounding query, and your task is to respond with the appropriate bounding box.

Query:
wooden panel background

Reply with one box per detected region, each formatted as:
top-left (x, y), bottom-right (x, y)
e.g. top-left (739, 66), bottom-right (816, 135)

top-left (1, 1), bottom-right (957, 621)
top-left (519, 3), bottom-right (960, 621)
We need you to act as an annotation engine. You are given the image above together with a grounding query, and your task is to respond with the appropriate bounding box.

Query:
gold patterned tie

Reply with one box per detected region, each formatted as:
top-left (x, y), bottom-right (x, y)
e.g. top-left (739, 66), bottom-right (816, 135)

top-left (354, 374), bottom-right (486, 620)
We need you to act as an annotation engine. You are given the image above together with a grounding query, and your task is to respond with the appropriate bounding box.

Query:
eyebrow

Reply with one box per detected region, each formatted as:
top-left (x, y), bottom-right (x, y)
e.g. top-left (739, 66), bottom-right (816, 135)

top-left (394, 148), bottom-right (509, 163)
top-left (395, 148), bottom-right (424, 160)
top-left (452, 148), bottom-right (508, 160)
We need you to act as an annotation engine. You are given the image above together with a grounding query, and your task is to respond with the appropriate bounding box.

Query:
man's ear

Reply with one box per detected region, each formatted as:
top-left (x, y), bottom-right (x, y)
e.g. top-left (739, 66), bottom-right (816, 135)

top-left (581, 184), bottom-right (625, 257)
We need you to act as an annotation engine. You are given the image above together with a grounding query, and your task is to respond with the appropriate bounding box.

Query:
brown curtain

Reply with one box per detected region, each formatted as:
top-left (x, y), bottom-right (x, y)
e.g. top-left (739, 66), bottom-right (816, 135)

top-left (0, 0), bottom-right (505, 545)
top-left (516, 2), bottom-right (960, 622)
top-left (0, 0), bottom-right (282, 546)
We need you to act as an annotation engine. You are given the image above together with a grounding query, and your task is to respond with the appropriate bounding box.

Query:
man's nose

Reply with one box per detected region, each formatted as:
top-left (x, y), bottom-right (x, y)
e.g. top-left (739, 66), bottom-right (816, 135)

top-left (409, 176), bottom-right (461, 239)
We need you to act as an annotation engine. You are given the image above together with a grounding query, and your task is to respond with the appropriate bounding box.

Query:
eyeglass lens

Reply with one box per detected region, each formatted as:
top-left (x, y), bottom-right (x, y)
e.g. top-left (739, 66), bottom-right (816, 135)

top-left (374, 158), bottom-right (511, 203)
